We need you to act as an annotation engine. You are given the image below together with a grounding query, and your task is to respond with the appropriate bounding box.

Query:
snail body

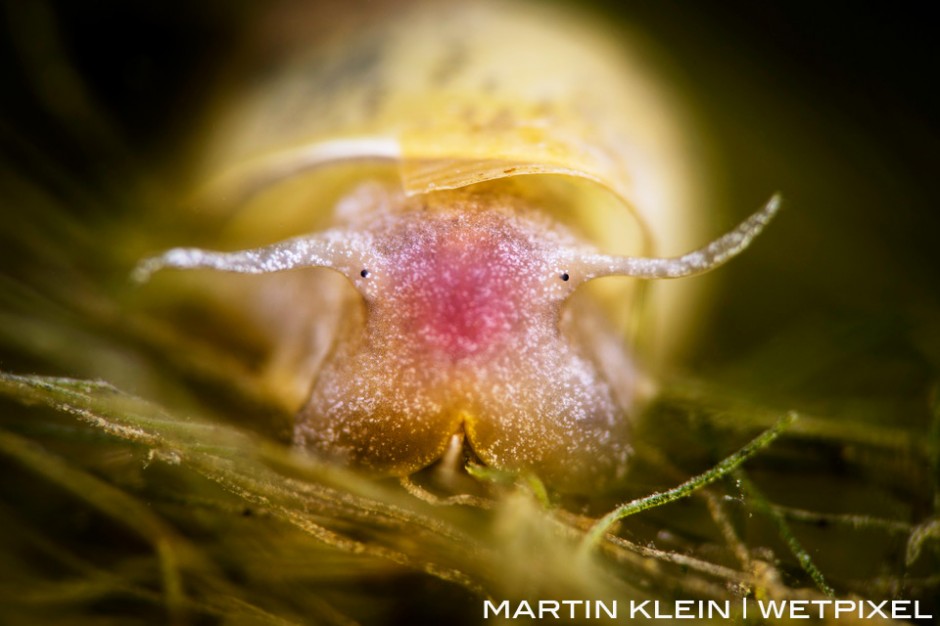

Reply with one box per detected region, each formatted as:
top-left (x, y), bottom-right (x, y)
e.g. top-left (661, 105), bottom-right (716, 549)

top-left (138, 1), bottom-right (778, 490)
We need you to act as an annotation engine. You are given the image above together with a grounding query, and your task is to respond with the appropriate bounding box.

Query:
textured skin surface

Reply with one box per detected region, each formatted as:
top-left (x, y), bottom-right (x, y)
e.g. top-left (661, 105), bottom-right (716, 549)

top-left (136, 2), bottom-right (780, 491)
top-left (175, 1), bottom-right (697, 491)
top-left (391, 217), bottom-right (527, 361)
top-left (139, 184), bottom-right (776, 490)
top-left (292, 191), bottom-right (633, 490)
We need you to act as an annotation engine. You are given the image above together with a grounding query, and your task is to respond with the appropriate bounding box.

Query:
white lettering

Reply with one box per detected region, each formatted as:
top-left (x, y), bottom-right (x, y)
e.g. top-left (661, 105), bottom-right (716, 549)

top-left (834, 600), bottom-right (855, 618)
top-left (758, 600), bottom-right (787, 619)
top-left (866, 600), bottom-right (888, 618)
top-left (810, 600), bottom-right (832, 617)
top-left (596, 600), bottom-right (617, 619)
top-left (539, 600), bottom-right (559, 619)
top-left (892, 600), bottom-right (911, 619)
top-left (561, 600), bottom-right (582, 619)
top-left (674, 600), bottom-right (694, 619)
top-left (630, 601), bottom-right (651, 619)
top-left (790, 600), bottom-right (809, 619)
top-left (708, 600), bottom-right (731, 619)
top-left (513, 601), bottom-right (535, 619)
top-left (483, 600), bottom-right (509, 619)
top-left (653, 601), bottom-right (674, 619)
top-left (486, 597), bottom-right (932, 620)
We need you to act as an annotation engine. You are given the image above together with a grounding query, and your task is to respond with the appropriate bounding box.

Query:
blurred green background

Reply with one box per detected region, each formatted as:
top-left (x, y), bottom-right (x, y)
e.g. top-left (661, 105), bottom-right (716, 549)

top-left (1, 1), bottom-right (938, 624)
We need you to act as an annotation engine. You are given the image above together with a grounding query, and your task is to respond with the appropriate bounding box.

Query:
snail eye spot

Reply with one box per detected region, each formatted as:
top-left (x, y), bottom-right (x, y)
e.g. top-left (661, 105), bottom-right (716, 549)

top-left (360, 269), bottom-right (370, 278)
top-left (560, 272), bottom-right (570, 282)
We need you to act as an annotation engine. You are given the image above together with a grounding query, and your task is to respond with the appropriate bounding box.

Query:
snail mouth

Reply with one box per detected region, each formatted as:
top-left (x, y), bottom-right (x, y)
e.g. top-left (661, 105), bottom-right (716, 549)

top-left (437, 420), bottom-right (476, 475)
top-left (411, 416), bottom-right (490, 488)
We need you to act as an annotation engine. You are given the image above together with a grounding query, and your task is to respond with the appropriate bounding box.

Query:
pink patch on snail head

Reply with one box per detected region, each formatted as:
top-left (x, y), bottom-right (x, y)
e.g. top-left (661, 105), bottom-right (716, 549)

top-left (381, 212), bottom-right (537, 363)
top-left (135, 178), bottom-right (774, 491)
top-left (293, 194), bottom-right (634, 491)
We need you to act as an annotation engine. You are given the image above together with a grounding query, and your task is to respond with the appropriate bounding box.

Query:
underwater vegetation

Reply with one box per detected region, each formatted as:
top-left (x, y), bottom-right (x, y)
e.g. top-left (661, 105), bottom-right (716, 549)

top-left (1, 1), bottom-right (938, 624)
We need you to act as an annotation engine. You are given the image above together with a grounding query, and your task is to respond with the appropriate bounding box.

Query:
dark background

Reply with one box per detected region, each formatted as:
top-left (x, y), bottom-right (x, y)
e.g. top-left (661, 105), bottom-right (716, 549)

top-left (0, 2), bottom-right (937, 621)
top-left (2, 0), bottom-right (937, 349)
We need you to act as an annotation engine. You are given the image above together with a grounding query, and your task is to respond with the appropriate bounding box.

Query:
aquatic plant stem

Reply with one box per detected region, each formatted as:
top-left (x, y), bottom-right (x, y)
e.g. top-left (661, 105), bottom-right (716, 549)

top-left (580, 412), bottom-right (797, 552)
top-left (735, 470), bottom-right (835, 597)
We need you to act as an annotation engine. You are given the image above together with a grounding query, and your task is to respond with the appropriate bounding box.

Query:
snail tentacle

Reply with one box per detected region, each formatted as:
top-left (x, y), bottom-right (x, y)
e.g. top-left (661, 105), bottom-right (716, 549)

top-left (574, 193), bottom-right (781, 281)
top-left (132, 230), bottom-right (372, 283)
